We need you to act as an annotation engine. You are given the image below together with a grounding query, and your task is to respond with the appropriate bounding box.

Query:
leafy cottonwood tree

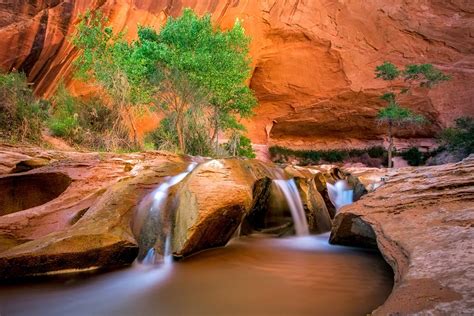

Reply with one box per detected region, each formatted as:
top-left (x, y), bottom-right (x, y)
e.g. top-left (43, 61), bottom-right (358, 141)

top-left (72, 9), bottom-right (256, 155)
top-left (375, 62), bottom-right (450, 167)
top-left (136, 9), bottom-right (256, 153)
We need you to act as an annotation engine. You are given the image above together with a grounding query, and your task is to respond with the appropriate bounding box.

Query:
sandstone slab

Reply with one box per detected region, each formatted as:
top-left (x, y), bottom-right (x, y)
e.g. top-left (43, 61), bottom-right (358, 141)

top-left (331, 156), bottom-right (474, 315)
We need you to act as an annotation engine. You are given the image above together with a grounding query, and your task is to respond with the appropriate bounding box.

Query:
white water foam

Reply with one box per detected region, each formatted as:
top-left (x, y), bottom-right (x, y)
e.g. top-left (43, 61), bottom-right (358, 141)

top-left (327, 180), bottom-right (354, 211)
top-left (274, 179), bottom-right (310, 236)
top-left (137, 162), bottom-right (198, 265)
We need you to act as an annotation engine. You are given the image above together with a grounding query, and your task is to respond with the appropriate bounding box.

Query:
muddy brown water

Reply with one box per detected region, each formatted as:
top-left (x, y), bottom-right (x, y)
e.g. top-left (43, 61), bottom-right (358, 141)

top-left (0, 234), bottom-right (393, 316)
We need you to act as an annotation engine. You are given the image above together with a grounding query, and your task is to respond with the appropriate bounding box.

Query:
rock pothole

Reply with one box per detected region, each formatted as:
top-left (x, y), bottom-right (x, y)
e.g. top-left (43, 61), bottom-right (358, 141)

top-left (0, 172), bottom-right (72, 216)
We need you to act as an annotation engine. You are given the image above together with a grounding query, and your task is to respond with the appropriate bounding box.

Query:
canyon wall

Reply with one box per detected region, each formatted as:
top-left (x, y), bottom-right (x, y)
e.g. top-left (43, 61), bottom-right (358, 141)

top-left (1, 0), bottom-right (473, 150)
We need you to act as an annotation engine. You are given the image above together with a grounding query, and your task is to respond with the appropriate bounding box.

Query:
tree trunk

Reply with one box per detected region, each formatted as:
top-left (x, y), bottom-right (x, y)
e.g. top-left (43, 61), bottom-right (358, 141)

top-left (388, 120), bottom-right (394, 168)
top-left (176, 115), bottom-right (185, 153)
top-left (214, 107), bottom-right (219, 153)
top-left (124, 104), bottom-right (139, 148)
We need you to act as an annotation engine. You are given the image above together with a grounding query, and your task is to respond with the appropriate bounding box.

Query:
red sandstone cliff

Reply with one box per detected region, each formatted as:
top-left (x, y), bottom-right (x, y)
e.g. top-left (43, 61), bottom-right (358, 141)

top-left (1, 0), bottom-right (473, 149)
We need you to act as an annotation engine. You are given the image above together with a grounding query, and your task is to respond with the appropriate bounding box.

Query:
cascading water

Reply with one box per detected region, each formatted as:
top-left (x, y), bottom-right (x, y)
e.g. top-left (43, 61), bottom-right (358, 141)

top-left (134, 162), bottom-right (198, 265)
top-left (273, 179), bottom-right (310, 236)
top-left (0, 164), bottom-right (394, 316)
top-left (327, 180), bottom-right (354, 211)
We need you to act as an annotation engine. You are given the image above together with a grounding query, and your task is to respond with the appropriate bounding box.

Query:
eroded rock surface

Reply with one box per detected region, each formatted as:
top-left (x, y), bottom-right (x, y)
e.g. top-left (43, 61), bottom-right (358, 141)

top-left (331, 156), bottom-right (474, 315)
top-left (0, 144), bottom-right (186, 277)
top-left (0, 145), bottom-right (337, 278)
top-left (1, 1), bottom-right (473, 149)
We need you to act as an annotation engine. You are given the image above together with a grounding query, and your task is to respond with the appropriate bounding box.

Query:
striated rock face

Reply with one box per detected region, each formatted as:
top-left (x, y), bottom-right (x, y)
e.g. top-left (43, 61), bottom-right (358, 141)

top-left (1, 1), bottom-right (473, 150)
top-left (331, 155), bottom-right (474, 315)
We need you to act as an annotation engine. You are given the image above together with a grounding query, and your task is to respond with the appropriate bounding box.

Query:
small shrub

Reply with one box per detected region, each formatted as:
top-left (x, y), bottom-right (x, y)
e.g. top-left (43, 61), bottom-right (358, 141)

top-left (48, 85), bottom-right (79, 138)
top-left (439, 117), bottom-right (474, 158)
top-left (225, 133), bottom-right (256, 158)
top-left (0, 72), bottom-right (49, 143)
top-left (146, 108), bottom-right (214, 157)
top-left (367, 146), bottom-right (386, 159)
top-left (49, 86), bottom-right (131, 151)
top-left (400, 147), bottom-right (425, 166)
top-left (320, 150), bottom-right (347, 163)
top-left (268, 146), bottom-right (387, 166)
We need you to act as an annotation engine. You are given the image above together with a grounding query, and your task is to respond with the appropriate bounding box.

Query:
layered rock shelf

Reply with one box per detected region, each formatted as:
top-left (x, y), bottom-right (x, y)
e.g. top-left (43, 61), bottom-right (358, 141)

top-left (331, 155), bottom-right (474, 315)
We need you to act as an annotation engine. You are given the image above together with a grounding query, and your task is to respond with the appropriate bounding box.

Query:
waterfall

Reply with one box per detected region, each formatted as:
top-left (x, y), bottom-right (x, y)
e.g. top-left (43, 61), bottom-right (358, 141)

top-left (135, 162), bottom-right (198, 265)
top-left (327, 180), bottom-right (354, 212)
top-left (273, 179), bottom-right (310, 236)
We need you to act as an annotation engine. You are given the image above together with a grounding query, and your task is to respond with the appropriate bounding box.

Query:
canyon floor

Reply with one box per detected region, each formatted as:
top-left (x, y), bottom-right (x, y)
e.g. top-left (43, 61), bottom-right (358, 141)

top-left (0, 144), bottom-right (473, 315)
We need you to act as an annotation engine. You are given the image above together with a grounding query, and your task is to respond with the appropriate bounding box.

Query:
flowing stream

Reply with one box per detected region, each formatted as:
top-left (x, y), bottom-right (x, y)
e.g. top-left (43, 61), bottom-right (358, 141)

top-left (133, 162), bottom-right (198, 264)
top-left (0, 168), bottom-right (394, 315)
top-left (0, 234), bottom-right (393, 316)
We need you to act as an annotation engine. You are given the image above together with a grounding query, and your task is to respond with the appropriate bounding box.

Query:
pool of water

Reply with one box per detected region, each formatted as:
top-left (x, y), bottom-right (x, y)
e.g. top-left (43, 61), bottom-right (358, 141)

top-left (0, 234), bottom-right (393, 316)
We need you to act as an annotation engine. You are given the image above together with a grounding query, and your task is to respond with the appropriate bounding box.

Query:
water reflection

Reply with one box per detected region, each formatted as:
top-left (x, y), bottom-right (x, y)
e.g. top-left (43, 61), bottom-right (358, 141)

top-left (0, 235), bottom-right (393, 316)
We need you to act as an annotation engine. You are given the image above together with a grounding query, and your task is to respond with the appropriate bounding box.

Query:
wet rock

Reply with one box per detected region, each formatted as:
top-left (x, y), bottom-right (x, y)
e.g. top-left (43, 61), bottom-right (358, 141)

top-left (330, 155), bottom-right (474, 315)
top-left (171, 159), bottom-right (259, 257)
top-left (341, 167), bottom-right (390, 192)
top-left (285, 165), bottom-right (368, 218)
top-left (240, 177), bottom-right (275, 234)
top-left (294, 178), bottom-right (332, 234)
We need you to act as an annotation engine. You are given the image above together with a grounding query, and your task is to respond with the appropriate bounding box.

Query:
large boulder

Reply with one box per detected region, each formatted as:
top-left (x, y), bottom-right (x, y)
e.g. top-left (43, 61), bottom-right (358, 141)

top-left (330, 155), bottom-right (474, 315)
top-left (171, 159), bottom-right (258, 257)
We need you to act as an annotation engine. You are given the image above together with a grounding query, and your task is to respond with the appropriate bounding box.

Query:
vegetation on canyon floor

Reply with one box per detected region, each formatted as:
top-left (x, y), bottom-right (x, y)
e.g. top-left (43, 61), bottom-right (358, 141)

top-left (70, 8), bottom-right (256, 157)
top-left (0, 72), bottom-right (49, 144)
top-left (374, 62), bottom-right (450, 168)
top-left (0, 9), bottom-right (257, 158)
top-left (439, 116), bottom-right (474, 157)
top-left (269, 146), bottom-right (388, 167)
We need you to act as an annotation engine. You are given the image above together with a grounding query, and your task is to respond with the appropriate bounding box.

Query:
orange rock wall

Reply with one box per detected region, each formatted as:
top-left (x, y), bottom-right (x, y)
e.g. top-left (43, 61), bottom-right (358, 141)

top-left (1, 0), bottom-right (473, 149)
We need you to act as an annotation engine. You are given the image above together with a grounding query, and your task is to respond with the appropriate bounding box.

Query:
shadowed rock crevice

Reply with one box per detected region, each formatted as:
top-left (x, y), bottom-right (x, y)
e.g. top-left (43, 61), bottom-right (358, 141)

top-left (0, 172), bottom-right (72, 216)
top-left (329, 213), bottom-right (377, 249)
top-left (241, 175), bottom-right (333, 236)
top-left (241, 177), bottom-right (294, 236)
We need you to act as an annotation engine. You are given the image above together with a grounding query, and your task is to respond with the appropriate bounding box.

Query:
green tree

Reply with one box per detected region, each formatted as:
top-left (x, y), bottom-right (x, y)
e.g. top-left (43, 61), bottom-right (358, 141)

top-left (72, 11), bottom-right (153, 148)
top-left (375, 62), bottom-right (450, 167)
top-left (71, 9), bottom-right (256, 155)
top-left (225, 132), bottom-right (256, 158)
top-left (135, 9), bottom-right (256, 153)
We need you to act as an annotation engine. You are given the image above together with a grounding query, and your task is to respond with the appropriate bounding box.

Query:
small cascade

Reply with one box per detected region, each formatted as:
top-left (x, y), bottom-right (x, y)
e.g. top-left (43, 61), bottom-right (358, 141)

top-left (327, 180), bottom-right (354, 212)
top-left (273, 179), bottom-right (310, 236)
top-left (134, 162), bottom-right (198, 265)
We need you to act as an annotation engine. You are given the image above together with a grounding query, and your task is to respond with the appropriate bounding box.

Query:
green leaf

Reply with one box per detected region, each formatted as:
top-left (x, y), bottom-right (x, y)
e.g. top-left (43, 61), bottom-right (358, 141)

top-left (375, 62), bottom-right (400, 81)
